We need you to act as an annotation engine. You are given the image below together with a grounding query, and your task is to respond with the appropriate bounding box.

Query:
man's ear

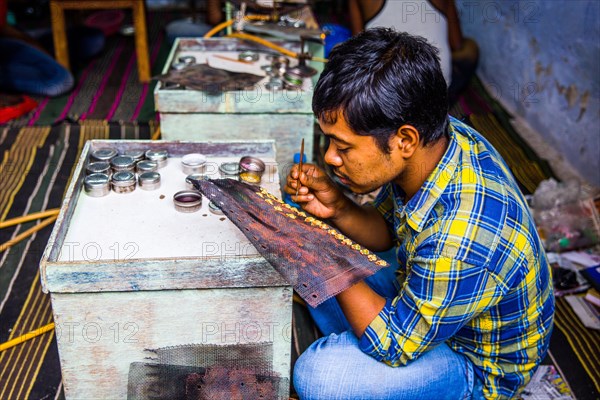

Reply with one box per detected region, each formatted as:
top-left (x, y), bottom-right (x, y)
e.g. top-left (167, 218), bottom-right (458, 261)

top-left (395, 125), bottom-right (420, 157)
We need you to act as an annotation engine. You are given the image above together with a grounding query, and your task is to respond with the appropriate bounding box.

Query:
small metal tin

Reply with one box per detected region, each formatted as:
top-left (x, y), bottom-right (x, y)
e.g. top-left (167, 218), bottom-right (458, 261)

top-left (83, 173), bottom-right (110, 197)
top-left (283, 71), bottom-right (304, 88)
top-left (123, 149), bottom-right (145, 162)
top-left (111, 171), bottom-right (136, 193)
top-left (265, 78), bottom-right (284, 91)
top-left (171, 61), bottom-right (187, 71)
top-left (181, 153), bottom-right (207, 175)
top-left (268, 55), bottom-right (289, 73)
top-left (208, 201), bottom-right (224, 215)
top-left (219, 161), bottom-right (240, 179)
top-left (163, 81), bottom-right (184, 90)
top-left (238, 51), bottom-right (259, 62)
top-left (90, 148), bottom-right (118, 162)
top-left (185, 173), bottom-right (210, 190)
top-left (138, 171), bottom-right (161, 191)
top-left (178, 55), bottom-right (196, 65)
top-left (136, 160), bottom-right (158, 173)
top-left (110, 155), bottom-right (136, 172)
top-left (173, 190), bottom-right (202, 213)
top-left (145, 149), bottom-right (168, 168)
top-left (239, 156), bottom-right (266, 184)
top-left (86, 161), bottom-right (111, 176)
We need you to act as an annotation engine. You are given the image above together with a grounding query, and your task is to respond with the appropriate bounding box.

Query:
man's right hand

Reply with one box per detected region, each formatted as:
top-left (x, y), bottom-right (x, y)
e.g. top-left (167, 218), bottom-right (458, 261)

top-left (284, 163), bottom-right (350, 221)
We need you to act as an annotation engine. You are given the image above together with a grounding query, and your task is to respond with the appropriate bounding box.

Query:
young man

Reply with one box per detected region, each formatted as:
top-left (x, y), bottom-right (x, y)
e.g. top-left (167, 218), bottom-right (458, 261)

top-left (286, 28), bottom-right (554, 399)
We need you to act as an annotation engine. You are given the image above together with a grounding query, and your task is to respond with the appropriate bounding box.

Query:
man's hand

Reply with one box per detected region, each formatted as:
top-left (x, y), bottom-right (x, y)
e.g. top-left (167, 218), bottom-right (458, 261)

top-left (284, 163), bottom-right (350, 220)
top-left (285, 163), bottom-right (394, 252)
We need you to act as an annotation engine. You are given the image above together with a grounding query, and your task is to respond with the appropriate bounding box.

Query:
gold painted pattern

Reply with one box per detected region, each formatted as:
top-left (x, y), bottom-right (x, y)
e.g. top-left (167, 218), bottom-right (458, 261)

top-left (256, 187), bottom-right (389, 268)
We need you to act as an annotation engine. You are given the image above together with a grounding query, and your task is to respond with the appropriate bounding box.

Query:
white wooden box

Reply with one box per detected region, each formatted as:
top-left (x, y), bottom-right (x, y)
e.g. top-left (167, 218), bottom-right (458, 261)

top-left (40, 140), bottom-right (292, 399)
top-left (155, 38), bottom-right (319, 169)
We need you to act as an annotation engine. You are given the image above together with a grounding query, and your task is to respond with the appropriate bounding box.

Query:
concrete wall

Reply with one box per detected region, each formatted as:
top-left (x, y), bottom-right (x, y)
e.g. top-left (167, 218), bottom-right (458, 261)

top-left (455, 0), bottom-right (599, 187)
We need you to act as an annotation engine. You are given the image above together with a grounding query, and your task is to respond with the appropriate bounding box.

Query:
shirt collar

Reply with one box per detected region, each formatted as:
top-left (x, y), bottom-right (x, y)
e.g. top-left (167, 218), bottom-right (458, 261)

top-left (401, 117), bottom-right (463, 232)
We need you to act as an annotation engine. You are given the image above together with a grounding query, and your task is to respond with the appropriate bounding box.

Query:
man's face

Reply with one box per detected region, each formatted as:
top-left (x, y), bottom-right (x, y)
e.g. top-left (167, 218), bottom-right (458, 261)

top-left (319, 114), bottom-right (403, 194)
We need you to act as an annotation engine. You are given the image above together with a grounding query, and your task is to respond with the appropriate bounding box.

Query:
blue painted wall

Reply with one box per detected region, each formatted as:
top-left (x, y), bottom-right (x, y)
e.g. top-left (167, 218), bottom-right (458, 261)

top-left (456, 0), bottom-right (599, 186)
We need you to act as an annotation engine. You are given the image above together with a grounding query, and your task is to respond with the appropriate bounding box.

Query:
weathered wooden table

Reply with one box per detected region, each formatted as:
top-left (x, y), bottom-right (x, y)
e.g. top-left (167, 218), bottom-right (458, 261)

top-left (40, 140), bottom-right (292, 399)
top-left (156, 38), bottom-right (320, 171)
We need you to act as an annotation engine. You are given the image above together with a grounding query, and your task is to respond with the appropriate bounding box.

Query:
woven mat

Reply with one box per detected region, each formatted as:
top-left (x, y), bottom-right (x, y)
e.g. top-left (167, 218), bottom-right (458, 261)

top-left (3, 11), bottom-right (173, 128)
top-left (0, 121), bottom-right (155, 399)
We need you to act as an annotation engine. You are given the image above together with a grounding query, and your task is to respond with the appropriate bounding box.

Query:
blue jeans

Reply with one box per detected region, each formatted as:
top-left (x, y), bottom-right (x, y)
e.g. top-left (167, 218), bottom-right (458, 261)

top-left (294, 250), bottom-right (485, 399)
top-left (0, 38), bottom-right (74, 97)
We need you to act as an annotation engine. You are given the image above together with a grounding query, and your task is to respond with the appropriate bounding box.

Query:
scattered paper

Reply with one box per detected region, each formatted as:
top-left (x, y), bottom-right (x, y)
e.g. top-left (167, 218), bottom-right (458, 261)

top-left (521, 365), bottom-right (574, 400)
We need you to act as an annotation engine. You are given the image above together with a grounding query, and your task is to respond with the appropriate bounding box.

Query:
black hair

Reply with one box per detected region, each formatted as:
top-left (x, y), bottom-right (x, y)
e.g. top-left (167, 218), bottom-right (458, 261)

top-left (313, 27), bottom-right (449, 152)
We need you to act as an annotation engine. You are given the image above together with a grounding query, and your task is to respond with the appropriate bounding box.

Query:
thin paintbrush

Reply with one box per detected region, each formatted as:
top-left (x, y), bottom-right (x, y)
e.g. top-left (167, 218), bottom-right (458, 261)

top-left (296, 138), bottom-right (304, 197)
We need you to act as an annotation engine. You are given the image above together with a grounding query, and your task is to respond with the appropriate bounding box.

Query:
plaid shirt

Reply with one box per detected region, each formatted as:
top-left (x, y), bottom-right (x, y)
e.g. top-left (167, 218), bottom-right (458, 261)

top-left (362, 117), bottom-right (554, 399)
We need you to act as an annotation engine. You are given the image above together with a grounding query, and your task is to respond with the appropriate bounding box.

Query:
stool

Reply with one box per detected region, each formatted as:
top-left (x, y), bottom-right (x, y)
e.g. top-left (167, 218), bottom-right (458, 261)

top-left (49, 0), bottom-right (151, 83)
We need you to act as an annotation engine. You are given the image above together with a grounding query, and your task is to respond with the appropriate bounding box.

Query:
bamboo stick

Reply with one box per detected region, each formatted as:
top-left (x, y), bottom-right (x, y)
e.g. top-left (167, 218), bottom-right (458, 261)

top-left (0, 215), bottom-right (58, 252)
top-left (0, 209), bottom-right (60, 229)
top-left (0, 323), bottom-right (55, 353)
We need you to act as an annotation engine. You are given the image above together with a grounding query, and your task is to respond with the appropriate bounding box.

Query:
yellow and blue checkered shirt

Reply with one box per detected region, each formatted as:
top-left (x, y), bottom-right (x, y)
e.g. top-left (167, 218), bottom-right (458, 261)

top-left (363, 117), bottom-right (554, 399)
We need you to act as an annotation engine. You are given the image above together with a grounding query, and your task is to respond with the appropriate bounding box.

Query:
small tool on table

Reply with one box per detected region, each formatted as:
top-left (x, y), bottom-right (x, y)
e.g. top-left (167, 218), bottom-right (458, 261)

top-left (296, 138), bottom-right (304, 197)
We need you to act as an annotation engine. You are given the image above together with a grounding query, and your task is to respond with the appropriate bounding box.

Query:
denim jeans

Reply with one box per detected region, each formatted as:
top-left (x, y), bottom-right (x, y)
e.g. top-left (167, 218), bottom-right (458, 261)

top-left (293, 250), bottom-right (485, 399)
top-left (0, 38), bottom-right (74, 97)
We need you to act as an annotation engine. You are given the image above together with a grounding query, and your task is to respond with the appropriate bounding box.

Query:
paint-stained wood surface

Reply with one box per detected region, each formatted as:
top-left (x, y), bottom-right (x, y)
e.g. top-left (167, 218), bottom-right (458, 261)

top-left (51, 287), bottom-right (292, 398)
top-left (40, 140), bottom-right (293, 399)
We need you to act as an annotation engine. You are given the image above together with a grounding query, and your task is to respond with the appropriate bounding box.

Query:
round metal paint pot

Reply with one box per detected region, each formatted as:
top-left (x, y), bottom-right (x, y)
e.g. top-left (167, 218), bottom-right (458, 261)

top-left (185, 173), bottom-right (210, 190)
top-left (138, 172), bottom-right (161, 191)
top-left (239, 156), bottom-right (266, 184)
top-left (83, 173), bottom-right (110, 197)
top-left (173, 190), bottom-right (202, 213)
top-left (219, 161), bottom-right (240, 180)
top-left (181, 153), bottom-right (207, 175)
top-left (123, 149), bottom-right (145, 162)
top-left (86, 161), bottom-right (111, 176)
top-left (111, 171), bottom-right (136, 193)
top-left (178, 55), bottom-right (196, 65)
top-left (208, 201), bottom-right (224, 215)
top-left (90, 148), bottom-right (118, 162)
top-left (110, 155), bottom-right (136, 173)
top-left (136, 160), bottom-right (158, 173)
top-left (171, 61), bottom-right (187, 71)
top-left (265, 78), bottom-right (284, 91)
top-left (145, 149), bottom-right (168, 168)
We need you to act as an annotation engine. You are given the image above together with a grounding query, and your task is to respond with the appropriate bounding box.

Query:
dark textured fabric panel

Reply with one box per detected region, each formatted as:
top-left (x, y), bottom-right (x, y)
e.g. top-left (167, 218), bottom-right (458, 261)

top-left (193, 178), bottom-right (389, 307)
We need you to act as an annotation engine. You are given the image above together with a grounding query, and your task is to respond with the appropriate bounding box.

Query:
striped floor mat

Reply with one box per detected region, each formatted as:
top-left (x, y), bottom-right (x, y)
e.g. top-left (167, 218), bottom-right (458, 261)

top-left (0, 121), bottom-right (155, 399)
top-left (5, 11), bottom-right (173, 128)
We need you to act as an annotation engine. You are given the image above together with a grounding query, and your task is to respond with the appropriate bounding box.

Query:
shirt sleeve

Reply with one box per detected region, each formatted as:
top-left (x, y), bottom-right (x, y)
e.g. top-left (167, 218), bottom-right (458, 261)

top-left (358, 253), bottom-right (506, 366)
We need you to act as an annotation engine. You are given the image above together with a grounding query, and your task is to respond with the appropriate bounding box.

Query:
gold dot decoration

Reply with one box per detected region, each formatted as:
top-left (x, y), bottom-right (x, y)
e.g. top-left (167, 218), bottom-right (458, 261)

top-left (255, 187), bottom-right (388, 268)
